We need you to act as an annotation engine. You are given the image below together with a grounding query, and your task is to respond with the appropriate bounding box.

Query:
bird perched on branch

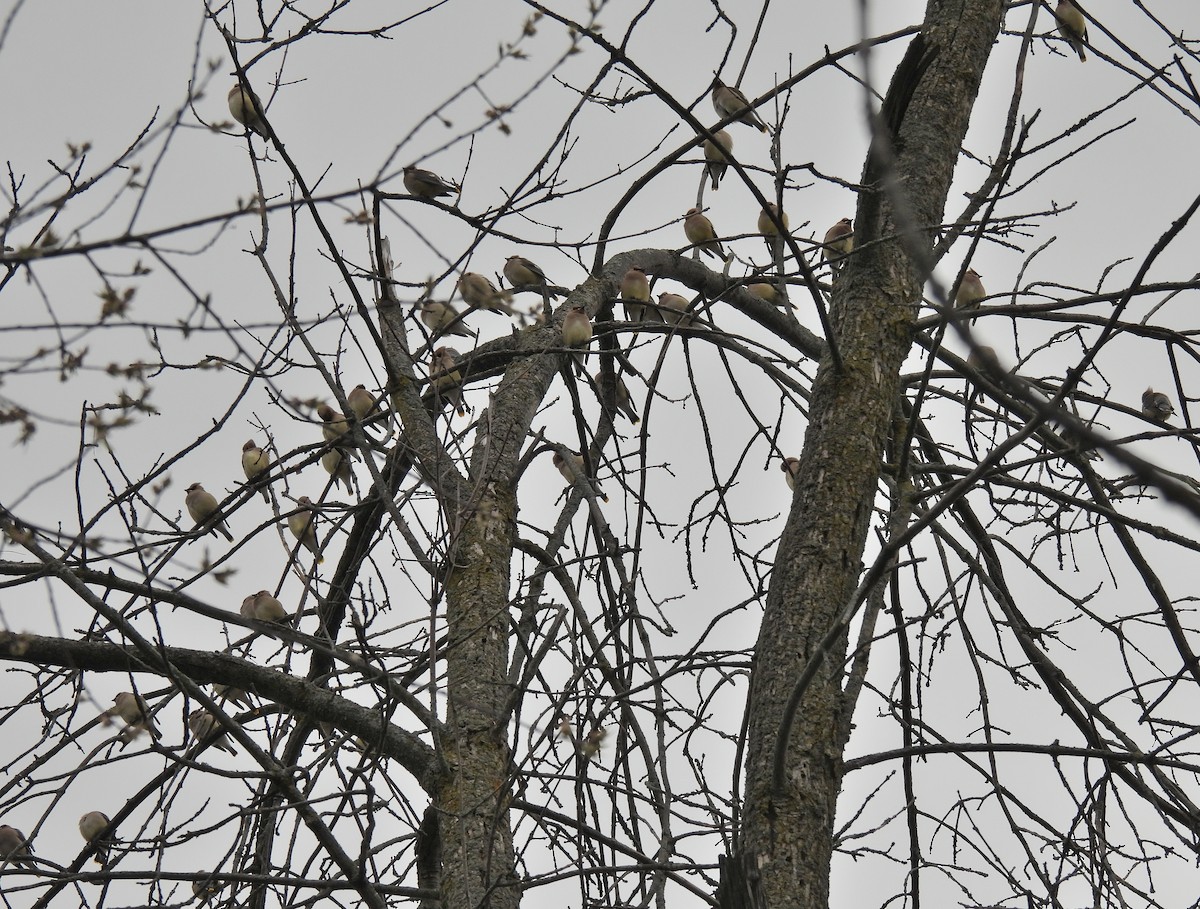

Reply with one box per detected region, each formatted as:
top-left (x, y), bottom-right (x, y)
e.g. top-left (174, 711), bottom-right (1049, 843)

top-left (553, 450), bottom-right (608, 502)
top-left (712, 77), bottom-right (768, 132)
top-left (1055, 0), bottom-right (1088, 62)
top-left (430, 347), bottom-right (466, 417)
top-left (288, 497), bottom-right (324, 563)
top-left (227, 83), bottom-right (269, 138)
top-left (561, 305), bottom-right (593, 373)
top-left (703, 129), bottom-right (733, 189)
top-left (241, 440), bottom-right (270, 502)
top-left (420, 300), bottom-right (475, 339)
top-left (1142, 388), bottom-right (1175, 421)
top-left (620, 266), bottom-right (657, 323)
top-left (781, 457), bottom-right (800, 491)
top-left (240, 590), bottom-right (289, 623)
top-left (322, 449), bottom-right (353, 492)
top-left (459, 272), bottom-right (517, 315)
top-left (403, 165), bottom-right (459, 200)
top-left (78, 811), bottom-right (114, 867)
top-left (758, 203), bottom-right (789, 258)
top-left (185, 483), bottom-right (233, 542)
top-left (684, 208), bottom-right (727, 261)
top-left (954, 268), bottom-right (986, 318)
top-left (346, 385), bottom-right (380, 423)
top-left (822, 218), bottom-right (854, 271)
top-left (188, 709), bottom-right (237, 755)
top-left (0, 825), bottom-right (35, 869)
top-left (504, 256), bottom-right (562, 297)
top-left (657, 292), bottom-right (697, 328)
top-left (594, 371), bottom-right (640, 424)
top-left (107, 691), bottom-right (159, 740)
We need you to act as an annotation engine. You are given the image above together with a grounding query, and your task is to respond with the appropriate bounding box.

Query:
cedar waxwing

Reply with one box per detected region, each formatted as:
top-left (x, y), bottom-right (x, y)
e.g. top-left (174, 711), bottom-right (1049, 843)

top-left (321, 448), bottom-right (353, 492)
top-left (747, 282), bottom-right (779, 304)
top-left (420, 300), bottom-right (475, 339)
top-left (459, 272), bottom-right (517, 315)
top-left (594, 370), bottom-right (640, 424)
top-left (240, 590), bottom-right (289, 623)
top-left (656, 292), bottom-right (695, 328)
top-left (758, 203), bottom-right (789, 242)
top-left (954, 268), bottom-right (986, 312)
top-left (430, 346), bottom-right (466, 416)
top-left (683, 208), bottom-right (727, 261)
top-left (620, 266), bottom-right (658, 323)
top-left (966, 346), bottom-right (999, 370)
top-left (185, 483), bottom-right (233, 542)
top-left (213, 684), bottom-right (254, 709)
top-left (1055, 0), bottom-right (1088, 62)
top-left (108, 691), bottom-right (159, 740)
top-left (503, 255), bottom-right (560, 295)
top-left (711, 77), bottom-right (768, 132)
top-left (241, 439), bottom-right (270, 502)
top-left (78, 811), bottom-right (113, 867)
top-left (188, 709), bottom-right (237, 755)
top-left (581, 726), bottom-right (607, 760)
top-left (553, 450), bottom-right (608, 502)
top-left (822, 218), bottom-right (854, 269)
top-left (1142, 388), bottom-right (1175, 421)
top-left (193, 877), bottom-right (223, 905)
top-left (561, 304), bottom-right (592, 372)
top-left (703, 129), bottom-right (733, 190)
top-left (317, 403), bottom-right (361, 461)
top-left (227, 83), bottom-right (269, 139)
top-left (346, 384), bottom-right (380, 423)
top-left (781, 457), bottom-right (800, 491)
top-left (403, 165), bottom-right (459, 200)
top-left (0, 824), bottom-right (34, 869)
top-left (288, 497), bottom-right (324, 563)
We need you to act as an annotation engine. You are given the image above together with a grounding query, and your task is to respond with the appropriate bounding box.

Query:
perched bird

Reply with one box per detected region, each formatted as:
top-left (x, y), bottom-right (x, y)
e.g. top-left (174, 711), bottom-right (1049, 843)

top-left (458, 272), bottom-right (516, 315)
top-left (656, 292), bottom-right (695, 328)
top-left (780, 457), bottom-right (800, 491)
top-left (430, 346), bottom-right (466, 416)
top-left (317, 403), bottom-right (360, 461)
top-left (420, 300), bottom-right (475, 339)
top-left (553, 450), bottom-right (608, 502)
top-left (227, 83), bottom-right (268, 139)
top-left (594, 371), bottom-right (640, 424)
top-left (581, 726), bottom-right (607, 760)
top-left (1055, 0), bottom-right (1088, 62)
top-left (503, 255), bottom-right (558, 294)
top-left (188, 709), bottom-right (237, 755)
top-left (193, 877), bottom-right (223, 905)
top-left (403, 165), bottom-right (459, 200)
top-left (241, 439), bottom-right (270, 502)
top-left (321, 449), bottom-right (354, 492)
top-left (288, 497), bottom-right (324, 563)
top-left (966, 346), bottom-right (999, 370)
top-left (747, 282), bottom-right (779, 304)
top-left (78, 811), bottom-right (113, 867)
top-left (0, 824), bottom-right (34, 869)
top-left (185, 483), bottom-right (233, 542)
top-left (954, 268), bottom-right (987, 314)
top-left (683, 208), bottom-right (727, 261)
top-left (561, 304), bottom-right (593, 372)
top-left (1142, 388), bottom-right (1175, 421)
top-left (702, 129), bottom-right (733, 190)
top-left (240, 590), bottom-right (289, 623)
top-left (822, 218), bottom-right (854, 270)
top-left (346, 385), bottom-right (380, 423)
top-left (620, 266), bottom-right (658, 323)
top-left (108, 691), bottom-right (159, 740)
top-left (712, 77), bottom-right (768, 132)
top-left (758, 203), bottom-right (790, 243)
top-left (213, 684), bottom-right (254, 709)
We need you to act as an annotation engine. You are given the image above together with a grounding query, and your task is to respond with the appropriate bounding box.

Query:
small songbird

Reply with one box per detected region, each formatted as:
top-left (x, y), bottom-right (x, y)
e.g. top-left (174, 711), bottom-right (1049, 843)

top-left (240, 590), bottom-right (289, 623)
top-left (346, 385), bottom-right (379, 423)
top-left (108, 691), bottom-right (159, 740)
top-left (503, 255), bottom-right (557, 294)
top-left (1055, 0), bottom-right (1088, 62)
top-left (0, 824), bottom-right (35, 869)
top-left (561, 304), bottom-right (593, 372)
top-left (288, 497), bottom-right (324, 563)
top-left (321, 449), bottom-right (353, 492)
top-left (420, 300), bottom-right (475, 339)
top-left (683, 208), bottom-right (727, 261)
top-left (712, 77), bottom-right (768, 132)
top-left (430, 346), bottom-right (466, 416)
top-left (193, 877), bottom-right (223, 905)
top-left (241, 439), bottom-right (270, 502)
top-left (459, 272), bottom-right (516, 315)
top-left (594, 371), bottom-right (640, 424)
top-left (747, 282), bottom-right (779, 304)
top-left (78, 811), bottom-right (113, 867)
top-left (185, 483), bottom-right (233, 542)
top-left (966, 346), bottom-right (999, 371)
top-left (1142, 387), bottom-right (1175, 421)
top-left (620, 266), bottom-right (657, 323)
top-left (213, 684), bottom-right (254, 709)
top-left (703, 129), bottom-right (733, 190)
top-left (780, 457), bottom-right (800, 491)
top-left (656, 292), bottom-right (695, 328)
top-left (758, 203), bottom-right (790, 242)
top-left (188, 709), bottom-right (237, 755)
top-left (403, 165), bottom-right (459, 200)
top-left (954, 268), bottom-right (987, 312)
top-left (553, 450), bottom-right (608, 502)
top-left (580, 726), bottom-right (607, 760)
top-left (227, 83), bottom-right (269, 138)
top-left (822, 218), bottom-right (854, 270)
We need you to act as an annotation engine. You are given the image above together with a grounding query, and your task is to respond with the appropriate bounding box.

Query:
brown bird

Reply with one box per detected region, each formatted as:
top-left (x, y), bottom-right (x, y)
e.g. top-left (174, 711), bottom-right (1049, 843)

top-left (822, 218), bottom-right (854, 270)
top-left (503, 255), bottom-right (554, 291)
top-left (212, 684), bottom-right (253, 709)
top-left (241, 439), bottom-right (270, 502)
top-left (193, 877), bottom-right (223, 905)
top-left (185, 483), bottom-right (233, 542)
top-left (321, 449), bottom-right (354, 492)
top-left (288, 497), bottom-right (324, 563)
top-left (553, 450), bottom-right (608, 502)
top-left (1055, 0), bottom-right (1088, 62)
top-left (227, 83), bottom-right (269, 138)
top-left (0, 824), bottom-right (35, 869)
top-left (1142, 388), bottom-right (1175, 421)
top-left (420, 300), bottom-right (475, 339)
top-left (954, 268), bottom-right (986, 313)
top-left (703, 129), bottom-right (733, 190)
top-left (430, 346), bottom-right (466, 416)
top-left (683, 208), bottom-right (727, 261)
top-left (747, 282), bottom-right (779, 304)
top-left (620, 266), bottom-right (658, 323)
top-left (108, 691), bottom-right (159, 740)
top-left (459, 272), bottom-right (517, 315)
top-left (966, 346), bottom-right (999, 371)
top-left (712, 77), bottom-right (768, 132)
top-left (594, 370), bottom-right (640, 424)
top-left (403, 165), bottom-right (459, 200)
top-left (78, 811), bottom-right (113, 867)
top-left (188, 709), bottom-right (237, 755)
top-left (758, 203), bottom-right (790, 243)
top-left (780, 457), bottom-right (800, 491)
top-left (656, 292), bottom-right (695, 328)
top-left (317, 403), bottom-right (361, 462)
top-left (346, 385), bottom-right (379, 423)
top-left (240, 590), bottom-right (289, 623)
top-left (561, 304), bottom-right (593, 372)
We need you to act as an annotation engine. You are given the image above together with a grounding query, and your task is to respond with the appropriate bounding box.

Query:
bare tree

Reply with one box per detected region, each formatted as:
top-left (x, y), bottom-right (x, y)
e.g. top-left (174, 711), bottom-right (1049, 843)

top-left (2, 2), bottom-right (1199, 909)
